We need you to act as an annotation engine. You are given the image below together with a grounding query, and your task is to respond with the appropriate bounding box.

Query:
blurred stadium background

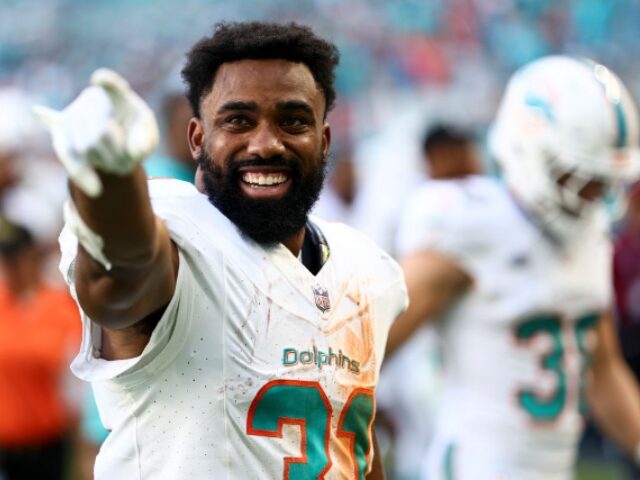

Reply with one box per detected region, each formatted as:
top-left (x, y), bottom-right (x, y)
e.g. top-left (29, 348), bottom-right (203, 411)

top-left (1, 1), bottom-right (639, 479)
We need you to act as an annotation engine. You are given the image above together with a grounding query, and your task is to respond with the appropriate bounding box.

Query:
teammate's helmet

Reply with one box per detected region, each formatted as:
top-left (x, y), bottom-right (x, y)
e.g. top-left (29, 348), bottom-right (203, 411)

top-left (489, 55), bottom-right (640, 242)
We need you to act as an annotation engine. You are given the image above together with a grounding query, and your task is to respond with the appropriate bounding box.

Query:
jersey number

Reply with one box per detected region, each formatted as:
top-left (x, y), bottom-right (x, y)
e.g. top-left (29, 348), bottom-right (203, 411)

top-left (514, 313), bottom-right (598, 422)
top-left (247, 380), bottom-right (375, 480)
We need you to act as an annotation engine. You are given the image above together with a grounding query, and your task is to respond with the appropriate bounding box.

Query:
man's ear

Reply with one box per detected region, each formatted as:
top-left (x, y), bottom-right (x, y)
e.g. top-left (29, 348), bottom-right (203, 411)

top-left (322, 123), bottom-right (331, 161)
top-left (188, 117), bottom-right (203, 160)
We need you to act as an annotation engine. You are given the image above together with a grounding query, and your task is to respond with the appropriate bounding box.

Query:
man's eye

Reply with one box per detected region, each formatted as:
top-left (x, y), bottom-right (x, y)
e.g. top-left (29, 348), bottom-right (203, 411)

top-left (227, 116), bottom-right (250, 127)
top-left (281, 117), bottom-right (306, 128)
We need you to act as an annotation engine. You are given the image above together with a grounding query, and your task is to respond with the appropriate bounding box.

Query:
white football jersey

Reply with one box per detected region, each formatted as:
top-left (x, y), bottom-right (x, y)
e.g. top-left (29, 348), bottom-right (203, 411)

top-left (376, 326), bottom-right (442, 480)
top-left (396, 176), bottom-right (612, 480)
top-left (60, 179), bottom-right (408, 480)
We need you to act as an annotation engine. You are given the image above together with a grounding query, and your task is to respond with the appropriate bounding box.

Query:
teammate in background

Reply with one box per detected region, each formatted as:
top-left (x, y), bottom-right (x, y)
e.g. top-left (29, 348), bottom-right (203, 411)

top-left (387, 56), bottom-right (640, 479)
top-left (144, 93), bottom-right (196, 183)
top-left (419, 124), bottom-right (481, 180)
top-left (377, 123), bottom-right (481, 480)
top-left (36, 22), bottom-right (407, 479)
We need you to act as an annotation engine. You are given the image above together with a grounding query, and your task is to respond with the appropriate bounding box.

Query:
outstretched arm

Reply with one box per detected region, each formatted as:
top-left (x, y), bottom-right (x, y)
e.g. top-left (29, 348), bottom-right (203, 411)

top-left (38, 70), bottom-right (178, 359)
top-left (71, 169), bottom-right (177, 359)
top-left (588, 311), bottom-right (640, 460)
top-left (385, 249), bottom-right (471, 357)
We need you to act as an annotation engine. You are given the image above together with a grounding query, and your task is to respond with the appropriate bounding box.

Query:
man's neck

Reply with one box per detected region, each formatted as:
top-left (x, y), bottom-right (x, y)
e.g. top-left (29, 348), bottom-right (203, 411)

top-left (282, 227), bottom-right (306, 258)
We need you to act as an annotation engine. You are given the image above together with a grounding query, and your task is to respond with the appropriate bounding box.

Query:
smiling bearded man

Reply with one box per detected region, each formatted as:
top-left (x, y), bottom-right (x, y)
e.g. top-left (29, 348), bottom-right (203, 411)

top-left (37, 21), bottom-right (408, 480)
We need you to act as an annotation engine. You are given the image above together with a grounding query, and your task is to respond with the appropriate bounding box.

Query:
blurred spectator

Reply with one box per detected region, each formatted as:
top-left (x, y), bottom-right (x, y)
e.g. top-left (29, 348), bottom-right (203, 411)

top-left (421, 123), bottom-right (480, 179)
top-left (350, 105), bottom-right (427, 256)
top-left (0, 217), bottom-right (80, 480)
top-left (144, 93), bottom-right (195, 183)
top-left (0, 89), bottom-right (47, 202)
top-left (312, 146), bottom-right (356, 223)
top-left (0, 191), bottom-right (81, 480)
top-left (0, 87), bottom-right (81, 480)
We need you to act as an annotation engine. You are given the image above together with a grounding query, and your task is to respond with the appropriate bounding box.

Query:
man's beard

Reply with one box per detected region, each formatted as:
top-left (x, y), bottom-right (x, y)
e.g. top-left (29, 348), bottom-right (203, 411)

top-left (197, 151), bottom-right (327, 246)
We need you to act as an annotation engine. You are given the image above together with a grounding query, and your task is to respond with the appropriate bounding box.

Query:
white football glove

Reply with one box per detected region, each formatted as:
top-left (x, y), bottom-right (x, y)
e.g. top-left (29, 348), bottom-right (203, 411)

top-left (33, 69), bottom-right (158, 198)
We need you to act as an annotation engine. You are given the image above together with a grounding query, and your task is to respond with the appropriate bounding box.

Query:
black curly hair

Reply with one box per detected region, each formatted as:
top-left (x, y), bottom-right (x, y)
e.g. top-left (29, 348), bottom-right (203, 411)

top-left (182, 21), bottom-right (340, 119)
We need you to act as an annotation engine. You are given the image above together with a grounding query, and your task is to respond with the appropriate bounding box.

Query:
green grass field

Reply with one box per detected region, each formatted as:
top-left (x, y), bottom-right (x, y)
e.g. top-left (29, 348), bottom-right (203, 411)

top-left (576, 459), bottom-right (626, 480)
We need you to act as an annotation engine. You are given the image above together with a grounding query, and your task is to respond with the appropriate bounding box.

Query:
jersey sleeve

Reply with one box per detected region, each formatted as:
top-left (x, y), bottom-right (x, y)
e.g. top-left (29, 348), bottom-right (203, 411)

top-left (69, 248), bottom-right (196, 383)
top-left (395, 181), bottom-right (485, 274)
top-left (60, 179), bottom-right (208, 383)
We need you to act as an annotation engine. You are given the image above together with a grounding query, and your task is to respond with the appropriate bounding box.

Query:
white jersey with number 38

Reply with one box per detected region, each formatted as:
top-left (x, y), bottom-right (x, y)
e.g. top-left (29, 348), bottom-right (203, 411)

top-left (60, 179), bottom-right (408, 480)
top-left (396, 176), bottom-right (612, 480)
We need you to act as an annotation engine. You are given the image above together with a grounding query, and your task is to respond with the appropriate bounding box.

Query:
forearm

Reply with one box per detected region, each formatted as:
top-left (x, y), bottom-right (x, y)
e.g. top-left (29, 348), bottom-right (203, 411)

top-left (385, 298), bottom-right (432, 357)
top-left (71, 166), bottom-right (156, 265)
top-left (72, 167), bottom-right (176, 329)
top-left (386, 250), bottom-right (470, 357)
top-left (589, 357), bottom-right (640, 456)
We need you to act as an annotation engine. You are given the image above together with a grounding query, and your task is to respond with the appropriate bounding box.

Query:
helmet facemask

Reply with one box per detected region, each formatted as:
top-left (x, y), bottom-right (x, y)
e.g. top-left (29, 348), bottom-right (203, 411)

top-left (548, 157), bottom-right (608, 217)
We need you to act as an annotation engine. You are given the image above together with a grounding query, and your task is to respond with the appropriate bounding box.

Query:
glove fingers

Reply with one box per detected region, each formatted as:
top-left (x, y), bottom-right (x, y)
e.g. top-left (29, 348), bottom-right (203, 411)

top-left (34, 105), bottom-right (103, 197)
top-left (32, 105), bottom-right (60, 130)
top-left (92, 68), bottom-right (146, 120)
top-left (72, 163), bottom-right (103, 198)
top-left (126, 110), bottom-right (159, 162)
top-left (90, 68), bottom-right (132, 103)
top-left (91, 68), bottom-right (159, 162)
top-left (63, 87), bottom-right (113, 153)
top-left (52, 139), bottom-right (103, 197)
top-left (38, 69), bottom-right (157, 184)
top-left (87, 123), bottom-right (133, 175)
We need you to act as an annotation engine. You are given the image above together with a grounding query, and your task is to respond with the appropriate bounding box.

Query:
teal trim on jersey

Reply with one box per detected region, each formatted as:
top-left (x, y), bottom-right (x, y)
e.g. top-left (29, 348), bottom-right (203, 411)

top-left (339, 392), bottom-right (374, 480)
top-left (575, 313), bottom-right (600, 414)
top-left (82, 389), bottom-right (109, 444)
top-left (515, 316), bottom-right (565, 421)
top-left (250, 384), bottom-right (330, 478)
top-left (443, 443), bottom-right (456, 480)
top-left (614, 101), bottom-right (628, 148)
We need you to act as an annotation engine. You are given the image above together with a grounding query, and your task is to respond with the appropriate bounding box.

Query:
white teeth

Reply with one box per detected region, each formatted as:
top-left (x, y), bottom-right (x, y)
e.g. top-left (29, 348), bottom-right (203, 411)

top-left (242, 172), bottom-right (288, 186)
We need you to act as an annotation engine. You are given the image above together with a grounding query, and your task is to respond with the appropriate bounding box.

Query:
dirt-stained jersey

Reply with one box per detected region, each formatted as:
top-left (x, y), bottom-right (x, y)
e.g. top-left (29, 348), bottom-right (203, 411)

top-left (60, 179), bottom-right (408, 480)
top-left (396, 176), bottom-right (612, 480)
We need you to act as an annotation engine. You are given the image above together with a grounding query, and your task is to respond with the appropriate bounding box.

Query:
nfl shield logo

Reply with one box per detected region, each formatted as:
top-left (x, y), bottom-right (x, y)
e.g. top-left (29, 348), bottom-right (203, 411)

top-left (313, 285), bottom-right (331, 312)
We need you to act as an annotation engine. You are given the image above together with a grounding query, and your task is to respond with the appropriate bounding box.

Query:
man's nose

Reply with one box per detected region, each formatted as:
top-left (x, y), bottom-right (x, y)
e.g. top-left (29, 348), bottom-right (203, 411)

top-left (246, 123), bottom-right (286, 159)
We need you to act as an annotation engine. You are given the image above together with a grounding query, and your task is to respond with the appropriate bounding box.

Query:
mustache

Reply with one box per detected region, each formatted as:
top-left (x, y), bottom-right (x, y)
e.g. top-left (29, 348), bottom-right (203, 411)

top-left (198, 155), bottom-right (300, 174)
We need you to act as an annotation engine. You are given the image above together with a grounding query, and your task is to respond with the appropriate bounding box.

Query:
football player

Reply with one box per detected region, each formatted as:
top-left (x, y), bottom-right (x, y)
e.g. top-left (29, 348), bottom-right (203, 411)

top-left (36, 22), bottom-right (407, 479)
top-left (387, 56), bottom-right (640, 479)
top-left (376, 123), bottom-right (481, 480)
